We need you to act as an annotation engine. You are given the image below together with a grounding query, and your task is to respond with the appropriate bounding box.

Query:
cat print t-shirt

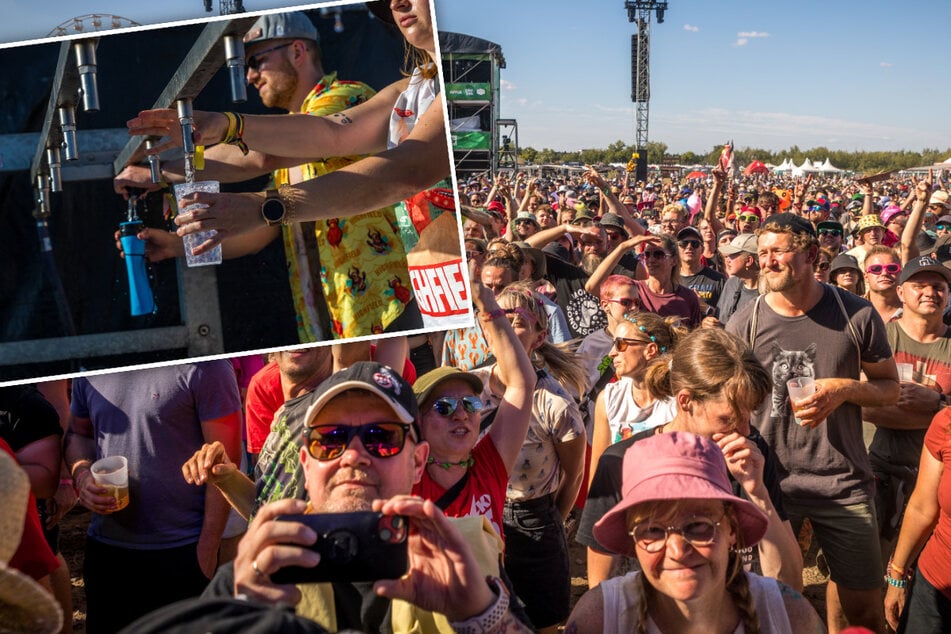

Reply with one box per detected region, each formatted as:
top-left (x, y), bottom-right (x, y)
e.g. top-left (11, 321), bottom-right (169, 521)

top-left (727, 285), bottom-right (893, 505)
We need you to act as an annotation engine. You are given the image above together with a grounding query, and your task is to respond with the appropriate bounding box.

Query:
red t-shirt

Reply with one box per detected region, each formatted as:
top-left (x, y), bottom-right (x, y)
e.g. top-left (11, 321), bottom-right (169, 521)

top-left (413, 437), bottom-right (508, 539)
top-left (918, 410), bottom-right (951, 600)
top-left (2, 438), bottom-right (59, 580)
top-left (244, 361), bottom-right (284, 454)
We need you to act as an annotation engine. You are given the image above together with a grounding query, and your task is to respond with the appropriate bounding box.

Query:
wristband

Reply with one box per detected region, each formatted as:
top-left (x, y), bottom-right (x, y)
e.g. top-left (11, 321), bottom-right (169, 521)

top-left (478, 308), bottom-right (505, 323)
top-left (70, 460), bottom-right (92, 478)
top-left (884, 573), bottom-right (908, 589)
top-left (449, 576), bottom-right (509, 634)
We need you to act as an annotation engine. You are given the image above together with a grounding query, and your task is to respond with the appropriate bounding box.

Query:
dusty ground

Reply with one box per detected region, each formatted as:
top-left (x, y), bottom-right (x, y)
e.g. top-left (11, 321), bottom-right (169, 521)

top-left (61, 508), bottom-right (828, 632)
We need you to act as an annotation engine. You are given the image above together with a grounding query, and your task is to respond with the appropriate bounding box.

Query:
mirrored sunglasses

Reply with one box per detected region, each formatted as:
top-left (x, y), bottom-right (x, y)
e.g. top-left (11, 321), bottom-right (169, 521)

top-left (306, 422), bottom-right (413, 461)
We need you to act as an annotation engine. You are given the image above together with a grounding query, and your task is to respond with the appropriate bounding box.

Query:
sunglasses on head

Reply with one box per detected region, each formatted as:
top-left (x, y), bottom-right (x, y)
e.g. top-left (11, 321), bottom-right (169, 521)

top-left (818, 229), bottom-right (842, 237)
top-left (678, 239), bottom-right (701, 249)
top-left (866, 263), bottom-right (901, 275)
top-left (306, 422), bottom-right (413, 461)
top-left (643, 250), bottom-right (670, 259)
top-left (431, 396), bottom-right (483, 417)
top-left (738, 214), bottom-right (759, 223)
top-left (246, 42), bottom-right (293, 71)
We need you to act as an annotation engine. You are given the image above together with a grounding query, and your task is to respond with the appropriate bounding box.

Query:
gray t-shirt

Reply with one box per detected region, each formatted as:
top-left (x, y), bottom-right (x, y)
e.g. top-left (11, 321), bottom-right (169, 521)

top-left (71, 361), bottom-right (242, 548)
top-left (726, 285), bottom-right (893, 505)
top-left (716, 275), bottom-right (760, 324)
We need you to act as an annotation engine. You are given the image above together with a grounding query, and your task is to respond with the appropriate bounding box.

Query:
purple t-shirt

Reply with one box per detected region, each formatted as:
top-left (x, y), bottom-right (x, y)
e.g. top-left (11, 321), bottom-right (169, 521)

top-left (71, 361), bottom-right (241, 549)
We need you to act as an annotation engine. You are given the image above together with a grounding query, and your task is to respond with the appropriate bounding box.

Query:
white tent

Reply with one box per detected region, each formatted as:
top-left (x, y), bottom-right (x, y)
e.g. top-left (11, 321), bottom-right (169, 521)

top-left (818, 158), bottom-right (843, 173)
top-left (773, 158), bottom-right (794, 172)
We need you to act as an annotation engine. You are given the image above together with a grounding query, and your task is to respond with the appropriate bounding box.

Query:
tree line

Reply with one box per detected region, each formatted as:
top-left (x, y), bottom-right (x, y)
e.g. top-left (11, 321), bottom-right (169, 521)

top-left (518, 141), bottom-right (951, 174)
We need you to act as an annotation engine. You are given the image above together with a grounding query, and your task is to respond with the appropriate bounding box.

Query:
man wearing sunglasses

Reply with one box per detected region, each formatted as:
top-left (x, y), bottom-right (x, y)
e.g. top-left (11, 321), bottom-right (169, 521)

top-left (864, 256), bottom-right (951, 565)
top-left (816, 220), bottom-right (844, 253)
top-left (199, 361), bottom-right (532, 633)
top-left (113, 12), bottom-right (413, 340)
top-left (677, 226), bottom-right (725, 314)
top-left (862, 246), bottom-right (903, 324)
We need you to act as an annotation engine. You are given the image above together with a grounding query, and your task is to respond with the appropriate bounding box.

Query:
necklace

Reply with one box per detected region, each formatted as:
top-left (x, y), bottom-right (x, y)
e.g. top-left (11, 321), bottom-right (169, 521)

top-left (427, 454), bottom-right (475, 469)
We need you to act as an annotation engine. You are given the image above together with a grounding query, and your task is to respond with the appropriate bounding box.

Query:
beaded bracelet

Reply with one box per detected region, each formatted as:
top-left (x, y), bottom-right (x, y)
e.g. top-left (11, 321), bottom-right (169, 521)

top-left (884, 573), bottom-right (907, 589)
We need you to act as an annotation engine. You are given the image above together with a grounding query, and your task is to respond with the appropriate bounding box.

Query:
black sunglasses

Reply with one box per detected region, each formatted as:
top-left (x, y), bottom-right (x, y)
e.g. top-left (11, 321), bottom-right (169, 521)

top-left (678, 239), bottom-right (701, 249)
top-left (432, 396), bottom-right (483, 417)
top-left (306, 422), bottom-right (413, 461)
top-left (818, 229), bottom-right (842, 237)
top-left (643, 250), bottom-right (670, 259)
top-left (246, 42), bottom-right (293, 71)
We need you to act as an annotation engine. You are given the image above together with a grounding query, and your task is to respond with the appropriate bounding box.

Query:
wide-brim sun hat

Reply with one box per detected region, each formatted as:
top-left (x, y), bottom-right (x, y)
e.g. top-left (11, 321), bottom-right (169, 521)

top-left (0, 450), bottom-right (63, 634)
top-left (593, 431), bottom-right (769, 557)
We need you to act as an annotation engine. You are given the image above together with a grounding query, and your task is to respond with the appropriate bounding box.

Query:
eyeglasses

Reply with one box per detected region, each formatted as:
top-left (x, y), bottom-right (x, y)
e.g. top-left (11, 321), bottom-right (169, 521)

top-left (678, 239), bottom-right (701, 249)
top-left (816, 262), bottom-right (831, 271)
top-left (603, 297), bottom-right (638, 309)
top-left (818, 229), bottom-right (842, 237)
top-left (937, 224), bottom-right (950, 231)
top-left (246, 42), bottom-right (293, 71)
top-left (866, 263), bottom-right (901, 275)
top-left (515, 219), bottom-right (535, 226)
top-left (643, 250), bottom-right (670, 259)
top-left (613, 337), bottom-right (648, 352)
top-left (465, 250), bottom-right (485, 259)
top-left (807, 206), bottom-right (825, 213)
top-left (306, 423), bottom-right (413, 461)
top-left (738, 214), bottom-right (760, 223)
top-left (630, 515), bottom-right (724, 553)
top-left (432, 396), bottom-right (483, 417)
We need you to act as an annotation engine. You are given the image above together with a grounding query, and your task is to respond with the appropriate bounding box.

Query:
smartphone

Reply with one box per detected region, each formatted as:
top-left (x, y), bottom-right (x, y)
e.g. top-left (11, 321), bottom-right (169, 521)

top-left (270, 511), bottom-right (409, 584)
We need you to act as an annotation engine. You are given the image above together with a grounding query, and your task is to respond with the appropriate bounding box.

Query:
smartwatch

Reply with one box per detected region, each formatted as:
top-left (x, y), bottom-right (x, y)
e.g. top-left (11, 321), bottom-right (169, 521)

top-left (261, 188), bottom-right (286, 226)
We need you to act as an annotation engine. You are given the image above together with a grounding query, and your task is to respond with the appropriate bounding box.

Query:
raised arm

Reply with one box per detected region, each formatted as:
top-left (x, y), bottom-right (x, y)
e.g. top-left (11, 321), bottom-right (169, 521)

top-left (473, 282), bottom-right (535, 474)
top-left (703, 168), bottom-right (727, 236)
top-left (900, 171), bottom-right (932, 264)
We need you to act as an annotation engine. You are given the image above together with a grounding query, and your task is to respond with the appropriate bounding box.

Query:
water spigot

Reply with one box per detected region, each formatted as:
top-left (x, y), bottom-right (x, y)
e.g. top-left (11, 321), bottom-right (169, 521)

top-left (47, 146), bottom-right (62, 192)
top-left (58, 105), bottom-right (78, 161)
top-left (36, 174), bottom-right (51, 216)
top-left (176, 98), bottom-right (196, 157)
top-left (223, 35), bottom-right (247, 103)
top-left (145, 138), bottom-right (162, 184)
top-left (73, 40), bottom-right (100, 112)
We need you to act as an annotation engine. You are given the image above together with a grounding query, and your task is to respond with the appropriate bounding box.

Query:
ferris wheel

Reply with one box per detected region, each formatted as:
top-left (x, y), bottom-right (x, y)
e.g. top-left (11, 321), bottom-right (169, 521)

top-left (47, 14), bottom-right (140, 38)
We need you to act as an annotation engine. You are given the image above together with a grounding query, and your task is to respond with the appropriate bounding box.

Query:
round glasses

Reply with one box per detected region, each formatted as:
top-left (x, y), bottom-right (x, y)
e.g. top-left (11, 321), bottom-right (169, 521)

top-left (246, 42), bottom-right (293, 71)
top-left (866, 263), bottom-right (901, 275)
top-left (630, 515), bottom-right (724, 553)
top-left (306, 423), bottom-right (413, 461)
top-left (432, 396), bottom-right (483, 417)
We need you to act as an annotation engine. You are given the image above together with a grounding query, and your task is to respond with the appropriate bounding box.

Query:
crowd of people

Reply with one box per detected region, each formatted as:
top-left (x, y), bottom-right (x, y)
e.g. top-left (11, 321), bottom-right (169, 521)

top-left (5, 5), bottom-right (951, 632)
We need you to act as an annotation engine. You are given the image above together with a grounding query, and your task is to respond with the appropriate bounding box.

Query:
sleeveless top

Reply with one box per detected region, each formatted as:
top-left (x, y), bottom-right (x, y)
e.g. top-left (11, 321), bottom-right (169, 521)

top-left (602, 377), bottom-right (677, 442)
top-left (599, 570), bottom-right (792, 634)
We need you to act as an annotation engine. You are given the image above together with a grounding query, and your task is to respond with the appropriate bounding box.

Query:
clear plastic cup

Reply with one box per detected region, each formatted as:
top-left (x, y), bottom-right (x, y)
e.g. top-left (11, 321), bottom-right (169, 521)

top-left (173, 180), bottom-right (222, 267)
top-left (787, 377), bottom-right (816, 426)
top-left (896, 363), bottom-right (914, 382)
top-left (90, 456), bottom-right (130, 510)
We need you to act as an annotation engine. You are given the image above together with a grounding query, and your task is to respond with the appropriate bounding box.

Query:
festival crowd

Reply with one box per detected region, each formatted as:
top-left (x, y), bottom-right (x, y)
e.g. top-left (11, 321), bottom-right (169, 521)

top-left (6, 4), bottom-right (951, 634)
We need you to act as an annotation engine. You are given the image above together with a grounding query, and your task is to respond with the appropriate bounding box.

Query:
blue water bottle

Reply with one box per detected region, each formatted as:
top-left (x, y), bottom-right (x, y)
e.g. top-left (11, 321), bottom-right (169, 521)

top-left (119, 220), bottom-right (155, 316)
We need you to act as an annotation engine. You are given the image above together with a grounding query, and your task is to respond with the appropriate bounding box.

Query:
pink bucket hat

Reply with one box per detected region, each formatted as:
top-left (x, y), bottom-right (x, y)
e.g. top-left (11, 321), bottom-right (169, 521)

top-left (593, 432), bottom-right (769, 557)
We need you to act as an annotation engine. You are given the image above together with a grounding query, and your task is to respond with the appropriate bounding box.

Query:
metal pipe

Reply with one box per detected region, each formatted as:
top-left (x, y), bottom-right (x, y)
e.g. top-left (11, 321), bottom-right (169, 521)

top-left (223, 35), bottom-right (247, 103)
top-left (57, 105), bottom-right (78, 161)
top-left (36, 174), bottom-right (51, 217)
top-left (176, 98), bottom-right (196, 156)
top-left (73, 40), bottom-right (100, 112)
top-left (145, 138), bottom-right (162, 184)
top-left (46, 146), bottom-right (62, 192)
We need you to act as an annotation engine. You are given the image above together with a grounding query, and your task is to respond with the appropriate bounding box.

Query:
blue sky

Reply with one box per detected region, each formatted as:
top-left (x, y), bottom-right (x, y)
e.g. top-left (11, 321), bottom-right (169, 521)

top-left (2, 1), bottom-right (949, 154)
top-left (436, 0), bottom-right (951, 154)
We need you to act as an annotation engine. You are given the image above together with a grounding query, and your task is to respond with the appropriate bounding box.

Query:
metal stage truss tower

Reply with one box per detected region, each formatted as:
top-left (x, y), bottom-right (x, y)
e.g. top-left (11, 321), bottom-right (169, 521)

top-left (204, 0), bottom-right (246, 15)
top-left (624, 1), bottom-right (667, 181)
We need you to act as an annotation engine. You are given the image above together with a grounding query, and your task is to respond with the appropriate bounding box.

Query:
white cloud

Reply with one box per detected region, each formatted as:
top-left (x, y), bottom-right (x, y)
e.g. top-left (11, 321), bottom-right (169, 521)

top-left (734, 31), bottom-right (769, 46)
top-left (500, 79), bottom-right (517, 91)
top-left (683, 24), bottom-right (699, 32)
top-left (880, 61), bottom-right (893, 68)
